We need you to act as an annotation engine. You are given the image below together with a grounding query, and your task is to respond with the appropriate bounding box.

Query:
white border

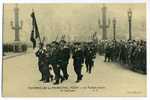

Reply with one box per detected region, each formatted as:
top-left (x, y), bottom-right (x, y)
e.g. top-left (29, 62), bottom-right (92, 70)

top-left (2, 0), bottom-right (147, 3)
top-left (0, 0), bottom-right (149, 100)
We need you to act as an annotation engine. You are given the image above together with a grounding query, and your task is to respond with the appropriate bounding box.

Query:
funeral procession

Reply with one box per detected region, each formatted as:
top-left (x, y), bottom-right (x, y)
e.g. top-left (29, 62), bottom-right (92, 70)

top-left (2, 4), bottom-right (146, 96)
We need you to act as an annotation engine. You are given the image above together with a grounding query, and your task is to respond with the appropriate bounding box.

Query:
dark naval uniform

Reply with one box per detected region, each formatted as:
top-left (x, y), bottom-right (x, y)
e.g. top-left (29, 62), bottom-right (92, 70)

top-left (84, 46), bottom-right (95, 73)
top-left (58, 45), bottom-right (70, 80)
top-left (72, 43), bottom-right (84, 83)
top-left (51, 42), bottom-right (64, 85)
top-left (35, 47), bottom-right (50, 83)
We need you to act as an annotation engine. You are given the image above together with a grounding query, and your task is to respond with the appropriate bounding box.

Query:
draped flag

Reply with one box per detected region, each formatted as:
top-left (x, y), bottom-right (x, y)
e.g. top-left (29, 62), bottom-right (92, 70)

top-left (30, 11), bottom-right (41, 49)
top-left (30, 30), bottom-right (36, 48)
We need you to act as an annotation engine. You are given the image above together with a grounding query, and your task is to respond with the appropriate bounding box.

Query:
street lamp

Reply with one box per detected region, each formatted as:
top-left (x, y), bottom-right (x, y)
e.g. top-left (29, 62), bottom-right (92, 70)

top-left (128, 8), bottom-right (132, 40)
top-left (112, 18), bottom-right (116, 40)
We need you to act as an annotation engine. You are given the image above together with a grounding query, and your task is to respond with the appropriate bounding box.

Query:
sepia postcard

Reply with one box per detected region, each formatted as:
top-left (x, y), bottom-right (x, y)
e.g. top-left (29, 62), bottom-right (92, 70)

top-left (2, 3), bottom-right (147, 97)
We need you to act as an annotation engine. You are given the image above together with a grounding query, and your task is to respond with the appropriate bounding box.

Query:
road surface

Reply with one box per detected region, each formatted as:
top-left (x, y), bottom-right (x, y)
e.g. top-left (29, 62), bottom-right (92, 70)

top-left (2, 50), bottom-right (146, 97)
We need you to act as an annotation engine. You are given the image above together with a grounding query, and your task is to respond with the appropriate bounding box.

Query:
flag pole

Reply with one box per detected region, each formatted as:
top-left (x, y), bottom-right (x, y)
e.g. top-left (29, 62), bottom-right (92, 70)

top-left (30, 10), bottom-right (42, 48)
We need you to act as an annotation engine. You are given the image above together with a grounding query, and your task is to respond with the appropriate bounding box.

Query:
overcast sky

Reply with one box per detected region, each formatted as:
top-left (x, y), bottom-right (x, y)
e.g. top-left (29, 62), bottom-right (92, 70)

top-left (3, 3), bottom-right (146, 43)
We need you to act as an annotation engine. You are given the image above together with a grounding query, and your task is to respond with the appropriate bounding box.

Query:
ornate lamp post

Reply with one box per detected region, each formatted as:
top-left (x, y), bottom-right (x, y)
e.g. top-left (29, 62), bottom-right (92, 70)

top-left (10, 4), bottom-right (24, 52)
top-left (98, 5), bottom-right (110, 40)
top-left (10, 4), bottom-right (23, 41)
top-left (128, 8), bottom-right (132, 40)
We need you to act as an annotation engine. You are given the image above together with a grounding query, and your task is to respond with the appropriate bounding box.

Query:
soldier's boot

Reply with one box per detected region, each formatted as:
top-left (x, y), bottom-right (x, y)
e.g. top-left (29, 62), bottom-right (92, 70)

top-left (43, 73), bottom-right (50, 83)
top-left (76, 74), bottom-right (83, 83)
top-left (63, 68), bottom-right (69, 80)
top-left (79, 74), bottom-right (83, 80)
top-left (75, 80), bottom-right (80, 83)
top-left (75, 75), bottom-right (80, 83)
top-left (60, 76), bottom-right (65, 83)
top-left (44, 78), bottom-right (50, 83)
top-left (65, 64), bottom-right (69, 80)
top-left (53, 80), bottom-right (59, 85)
top-left (75, 77), bottom-right (80, 83)
top-left (64, 74), bottom-right (69, 80)
top-left (89, 66), bottom-right (92, 74)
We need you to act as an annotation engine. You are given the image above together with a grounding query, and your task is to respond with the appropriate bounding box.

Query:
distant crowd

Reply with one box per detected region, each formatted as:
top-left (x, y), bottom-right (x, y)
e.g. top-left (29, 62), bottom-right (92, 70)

top-left (98, 39), bottom-right (146, 74)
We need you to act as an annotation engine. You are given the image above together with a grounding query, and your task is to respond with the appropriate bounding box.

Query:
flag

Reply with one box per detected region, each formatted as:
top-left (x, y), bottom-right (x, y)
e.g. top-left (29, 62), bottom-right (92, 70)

top-left (30, 11), bottom-right (41, 49)
top-left (31, 11), bottom-right (40, 39)
top-left (30, 30), bottom-right (36, 49)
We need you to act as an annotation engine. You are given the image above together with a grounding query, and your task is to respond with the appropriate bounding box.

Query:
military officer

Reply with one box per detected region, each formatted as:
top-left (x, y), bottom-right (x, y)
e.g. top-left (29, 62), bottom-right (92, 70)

top-left (51, 41), bottom-right (64, 85)
top-left (72, 42), bottom-right (84, 83)
top-left (84, 42), bottom-right (96, 73)
top-left (58, 40), bottom-right (70, 80)
top-left (35, 43), bottom-right (50, 83)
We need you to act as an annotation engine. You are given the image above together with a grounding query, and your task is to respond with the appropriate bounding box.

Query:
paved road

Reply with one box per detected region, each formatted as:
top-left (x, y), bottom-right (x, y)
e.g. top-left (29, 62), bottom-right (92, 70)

top-left (3, 51), bottom-right (146, 97)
